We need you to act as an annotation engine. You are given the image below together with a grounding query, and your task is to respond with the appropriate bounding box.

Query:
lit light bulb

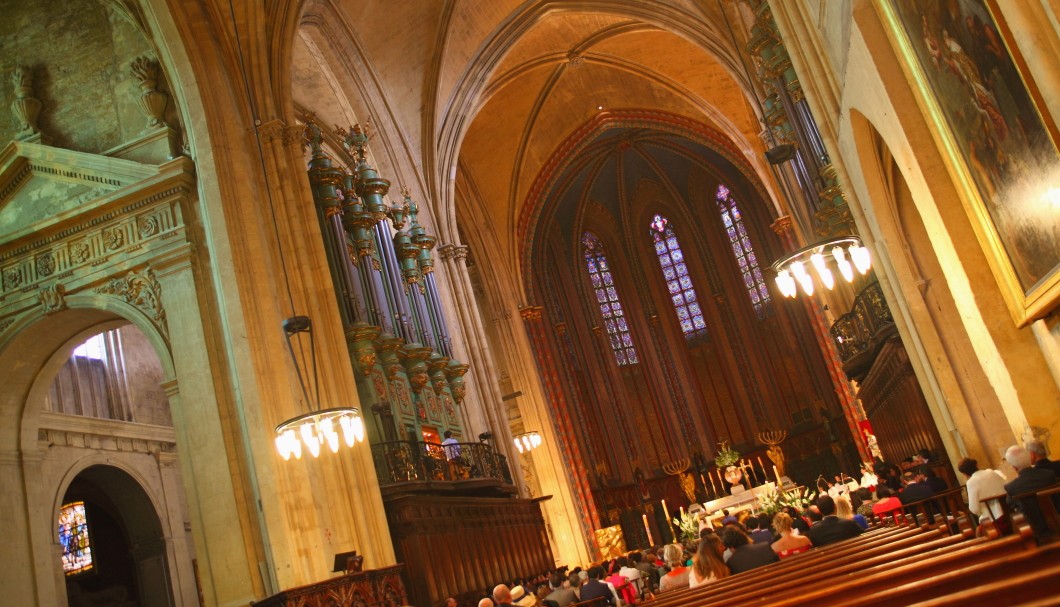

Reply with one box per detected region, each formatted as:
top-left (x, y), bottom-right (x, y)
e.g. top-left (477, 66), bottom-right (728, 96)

top-left (301, 421), bottom-right (321, 458)
top-left (352, 415), bottom-right (365, 442)
top-left (775, 270), bottom-right (797, 298)
top-left (791, 261), bottom-right (814, 296)
top-left (321, 417), bottom-right (340, 453)
top-left (532, 433), bottom-right (542, 448)
top-left (850, 245), bottom-right (871, 274)
top-left (810, 253), bottom-right (835, 290)
top-left (276, 434), bottom-right (292, 461)
top-left (339, 415), bottom-right (356, 448)
top-left (514, 439), bottom-right (524, 453)
top-left (832, 246), bottom-right (854, 282)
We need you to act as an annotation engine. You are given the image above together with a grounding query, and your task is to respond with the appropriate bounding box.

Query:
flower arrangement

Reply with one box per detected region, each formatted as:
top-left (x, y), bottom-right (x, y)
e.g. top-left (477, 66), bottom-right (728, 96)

top-left (714, 441), bottom-right (741, 468)
top-left (758, 485), bottom-right (818, 516)
top-left (673, 510), bottom-right (700, 543)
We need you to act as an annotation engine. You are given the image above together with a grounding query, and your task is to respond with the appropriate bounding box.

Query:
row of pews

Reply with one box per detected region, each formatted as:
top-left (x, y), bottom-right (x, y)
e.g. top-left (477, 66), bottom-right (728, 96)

top-left (640, 487), bottom-right (1060, 607)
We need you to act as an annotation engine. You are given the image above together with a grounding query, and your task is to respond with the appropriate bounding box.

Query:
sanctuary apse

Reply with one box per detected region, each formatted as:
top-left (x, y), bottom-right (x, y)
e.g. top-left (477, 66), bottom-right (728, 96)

top-left (1, 1), bottom-right (1059, 606)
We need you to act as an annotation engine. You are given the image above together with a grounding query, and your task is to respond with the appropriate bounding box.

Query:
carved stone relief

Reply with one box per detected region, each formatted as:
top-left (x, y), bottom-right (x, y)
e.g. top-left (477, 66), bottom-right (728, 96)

top-left (95, 267), bottom-right (168, 338)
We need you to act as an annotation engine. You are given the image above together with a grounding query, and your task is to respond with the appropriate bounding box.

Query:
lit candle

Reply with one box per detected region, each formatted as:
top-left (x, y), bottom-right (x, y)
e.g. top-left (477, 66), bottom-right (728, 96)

top-left (680, 506), bottom-right (685, 519)
top-left (757, 456), bottom-right (765, 482)
top-left (709, 473), bottom-right (717, 496)
top-left (662, 500), bottom-right (672, 539)
top-left (643, 513), bottom-right (654, 546)
top-left (773, 465), bottom-right (780, 484)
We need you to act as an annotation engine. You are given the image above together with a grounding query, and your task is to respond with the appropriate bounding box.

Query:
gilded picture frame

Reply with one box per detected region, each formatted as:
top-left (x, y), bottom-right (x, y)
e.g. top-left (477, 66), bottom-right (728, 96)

top-left (877, 0), bottom-right (1060, 326)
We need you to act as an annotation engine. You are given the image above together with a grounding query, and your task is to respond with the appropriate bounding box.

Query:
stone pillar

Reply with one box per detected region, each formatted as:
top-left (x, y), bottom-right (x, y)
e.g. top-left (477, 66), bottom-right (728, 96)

top-left (436, 244), bottom-right (522, 489)
top-left (519, 305), bottom-right (599, 563)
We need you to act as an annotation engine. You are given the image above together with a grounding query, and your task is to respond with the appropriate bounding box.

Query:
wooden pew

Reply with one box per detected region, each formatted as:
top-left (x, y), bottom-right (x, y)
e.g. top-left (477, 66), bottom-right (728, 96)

top-left (762, 535), bottom-right (1046, 607)
top-left (897, 487), bottom-right (974, 535)
top-left (905, 561), bottom-right (1060, 606)
top-left (826, 541), bottom-right (1060, 606)
top-left (646, 526), bottom-right (944, 607)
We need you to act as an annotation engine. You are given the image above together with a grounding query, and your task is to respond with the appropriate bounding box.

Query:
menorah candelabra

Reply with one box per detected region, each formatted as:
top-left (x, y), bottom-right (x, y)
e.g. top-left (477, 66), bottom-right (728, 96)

top-left (663, 458), bottom-right (696, 503)
top-left (759, 430), bottom-right (788, 480)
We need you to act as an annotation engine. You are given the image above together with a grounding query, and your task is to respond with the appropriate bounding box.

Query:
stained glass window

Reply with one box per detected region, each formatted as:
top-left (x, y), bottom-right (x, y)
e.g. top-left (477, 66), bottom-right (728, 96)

top-left (59, 501), bottom-right (93, 576)
top-left (582, 232), bottom-right (638, 365)
top-left (716, 185), bottom-right (771, 318)
top-left (648, 215), bottom-right (708, 339)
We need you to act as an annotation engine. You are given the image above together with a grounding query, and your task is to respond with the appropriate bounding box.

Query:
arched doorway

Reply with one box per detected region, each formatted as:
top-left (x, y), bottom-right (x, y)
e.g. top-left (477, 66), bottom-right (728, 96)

top-left (59, 465), bottom-right (172, 607)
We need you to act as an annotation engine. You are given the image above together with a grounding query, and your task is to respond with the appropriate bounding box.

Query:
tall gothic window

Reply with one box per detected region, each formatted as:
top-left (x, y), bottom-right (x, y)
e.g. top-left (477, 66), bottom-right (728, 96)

top-left (648, 214), bottom-right (707, 339)
top-left (716, 184), bottom-right (771, 318)
top-left (582, 232), bottom-right (638, 365)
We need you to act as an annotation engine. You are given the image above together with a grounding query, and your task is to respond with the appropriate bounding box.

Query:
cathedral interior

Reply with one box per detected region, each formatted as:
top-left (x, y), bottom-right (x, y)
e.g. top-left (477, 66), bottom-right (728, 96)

top-left (1, 0), bottom-right (1059, 605)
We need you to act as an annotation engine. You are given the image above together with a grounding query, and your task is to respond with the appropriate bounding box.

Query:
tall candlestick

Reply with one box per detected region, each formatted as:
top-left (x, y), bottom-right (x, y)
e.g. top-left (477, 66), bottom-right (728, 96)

top-left (709, 473), bottom-right (718, 497)
top-left (773, 465), bottom-right (780, 485)
top-left (643, 513), bottom-right (654, 547)
top-left (662, 499), bottom-right (673, 541)
top-left (757, 456), bottom-right (765, 484)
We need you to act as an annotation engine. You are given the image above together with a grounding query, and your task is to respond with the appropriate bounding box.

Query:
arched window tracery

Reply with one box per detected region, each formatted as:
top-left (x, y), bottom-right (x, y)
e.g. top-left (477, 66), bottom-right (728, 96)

top-left (716, 185), bottom-right (771, 318)
top-left (648, 214), bottom-right (708, 339)
top-left (582, 232), bottom-right (638, 365)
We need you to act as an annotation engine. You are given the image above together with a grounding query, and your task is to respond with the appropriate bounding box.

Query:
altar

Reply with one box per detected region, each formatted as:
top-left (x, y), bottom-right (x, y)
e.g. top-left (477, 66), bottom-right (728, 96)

top-left (701, 478), bottom-right (794, 528)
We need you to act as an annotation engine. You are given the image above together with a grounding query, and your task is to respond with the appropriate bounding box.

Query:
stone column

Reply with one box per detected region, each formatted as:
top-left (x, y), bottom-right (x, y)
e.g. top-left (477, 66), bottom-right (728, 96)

top-left (519, 306), bottom-right (599, 564)
top-left (436, 243), bottom-right (523, 494)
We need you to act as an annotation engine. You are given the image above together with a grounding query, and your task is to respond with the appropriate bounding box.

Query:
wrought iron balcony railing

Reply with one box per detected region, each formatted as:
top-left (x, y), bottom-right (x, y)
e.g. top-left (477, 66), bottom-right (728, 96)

top-left (829, 280), bottom-right (896, 379)
top-left (370, 440), bottom-right (514, 495)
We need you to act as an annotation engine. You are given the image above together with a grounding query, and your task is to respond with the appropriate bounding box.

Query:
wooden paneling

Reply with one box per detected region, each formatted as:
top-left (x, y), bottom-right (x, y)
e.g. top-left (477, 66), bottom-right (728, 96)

top-left (860, 337), bottom-right (954, 485)
top-left (254, 564), bottom-right (407, 607)
top-left (385, 494), bottom-right (555, 607)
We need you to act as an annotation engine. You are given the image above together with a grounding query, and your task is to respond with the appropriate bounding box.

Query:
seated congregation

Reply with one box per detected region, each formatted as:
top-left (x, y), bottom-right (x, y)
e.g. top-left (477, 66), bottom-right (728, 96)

top-left (462, 440), bottom-right (1060, 607)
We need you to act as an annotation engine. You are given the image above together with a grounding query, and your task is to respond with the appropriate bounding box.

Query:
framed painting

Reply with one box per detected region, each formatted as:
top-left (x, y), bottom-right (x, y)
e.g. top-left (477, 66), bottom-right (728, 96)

top-left (877, 0), bottom-right (1060, 326)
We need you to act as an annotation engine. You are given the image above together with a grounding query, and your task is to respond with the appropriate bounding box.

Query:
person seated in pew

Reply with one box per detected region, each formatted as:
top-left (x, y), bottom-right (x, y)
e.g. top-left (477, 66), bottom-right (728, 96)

top-left (567, 573), bottom-right (582, 600)
top-left (770, 512), bottom-right (813, 558)
top-left (721, 525), bottom-right (778, 574)
top-left (958, 457), bottom-right (1008, 532)
top-left (782, 505), bottom-right (810, 535)
top-left (1027, 439), bottom-right (1060, 476)
top-left (835, 494), bottom-right (868, 530)
top-left (1003, 444), bottom-right (1058, 541)
top-left (657, 543), bottom-right (690, 593)
top-left (689, 534), bottom-right (729, 588)
top-left (923, 466), bottom-right (948, 493)
top-left (576, 567), bottom-right (617, 606)
top-left (899, 469), bottom-right (935, 504)
top-left (604, 559), bottom-right (635, 605)
top-left (854, 487), bottom-right (876, 519)
top-left (749, 513), bottom-right (774, 544)
top-left (871, 485), bottom-right (903, 523)
top-left (807, 495), bottom-right (864, 547)
top-left (544, 573), bottom-right (578, 607)
top-left (616, 556), bottom-right (642, 598)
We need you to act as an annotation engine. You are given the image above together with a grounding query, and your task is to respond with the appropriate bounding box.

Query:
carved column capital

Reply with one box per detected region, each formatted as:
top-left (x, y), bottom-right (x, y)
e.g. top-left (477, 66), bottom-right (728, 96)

top-left (770, 215), bottom-right (794, 236)
top-left (257, 119), bottom-right (303, 147)
top-left (438, 243), bottom-right (470, 263)
top-left (518, 306), bottom-right (544, 322)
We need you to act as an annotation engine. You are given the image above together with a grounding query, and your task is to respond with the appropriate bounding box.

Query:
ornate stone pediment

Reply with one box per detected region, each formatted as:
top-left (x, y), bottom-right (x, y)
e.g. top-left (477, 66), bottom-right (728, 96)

top-left (0, 140), bottom-right (158, 240)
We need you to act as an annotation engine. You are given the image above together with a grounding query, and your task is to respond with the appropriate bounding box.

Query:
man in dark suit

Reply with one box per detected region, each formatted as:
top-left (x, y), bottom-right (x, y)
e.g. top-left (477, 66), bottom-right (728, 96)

top-left (807, 495), bottom-right (863, 547)
top-left (721, 526), bottom-right (779, 573)
top-left (899, 470), bottom-right (936, 504)
top-left (576, 567), bottom-right (616, 606)
top-left (1004, 445), bottom-right (1058, 541)
top-left (1027, 439), bottom-right (1060, 476)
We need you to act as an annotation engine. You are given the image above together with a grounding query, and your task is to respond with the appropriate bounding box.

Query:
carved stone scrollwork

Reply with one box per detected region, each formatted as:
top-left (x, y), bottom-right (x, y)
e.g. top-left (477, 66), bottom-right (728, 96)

top-left (39, 283), bottom-right (66, 315)
top-left (95, 267), bottom-right (168, 338)
top-left (35, 252), bottom-right (54, 277)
